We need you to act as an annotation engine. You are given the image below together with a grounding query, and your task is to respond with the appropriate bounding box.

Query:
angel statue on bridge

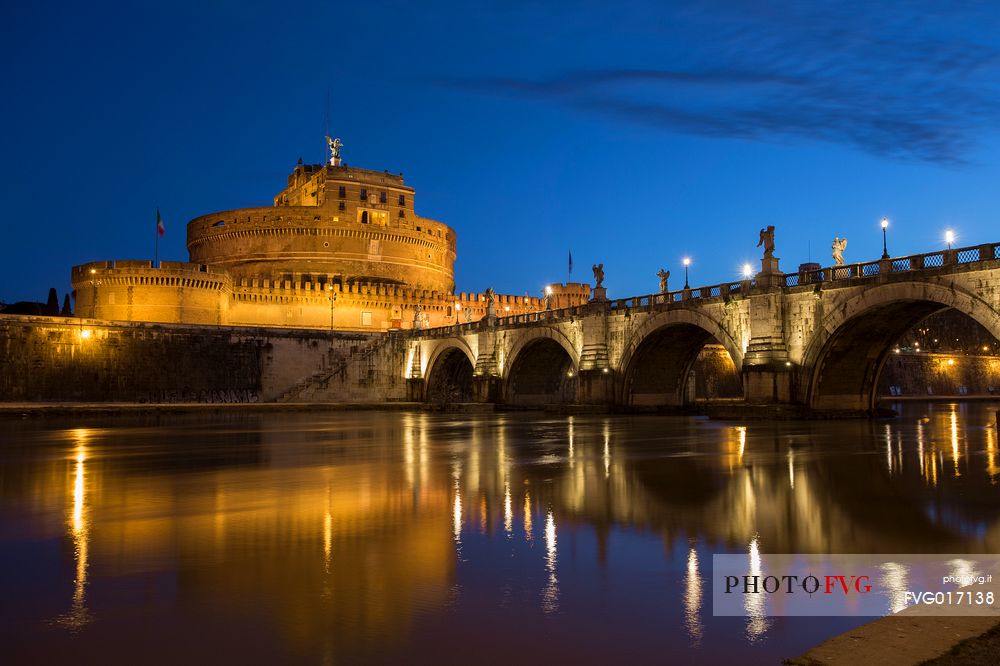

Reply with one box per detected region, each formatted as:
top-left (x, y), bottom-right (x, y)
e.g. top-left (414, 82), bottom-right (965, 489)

top-left (832, 237), bottom-right (848, 266)
top-left (657, 268), bottom-right (670, 294)
top-left (757, 226), bottom-right (776, 259)
top-left (592, 263), bottom-right (605, 289)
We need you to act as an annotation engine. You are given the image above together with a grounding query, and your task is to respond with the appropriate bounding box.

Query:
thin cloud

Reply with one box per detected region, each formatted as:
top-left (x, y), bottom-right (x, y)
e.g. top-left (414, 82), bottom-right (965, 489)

top-left (446, 3), bottom-right (1000, 165)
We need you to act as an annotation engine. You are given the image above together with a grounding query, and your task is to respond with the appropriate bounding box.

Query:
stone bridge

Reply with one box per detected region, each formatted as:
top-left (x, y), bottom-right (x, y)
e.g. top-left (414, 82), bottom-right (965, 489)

top-left (401, 242), bottom-right (1000, 414)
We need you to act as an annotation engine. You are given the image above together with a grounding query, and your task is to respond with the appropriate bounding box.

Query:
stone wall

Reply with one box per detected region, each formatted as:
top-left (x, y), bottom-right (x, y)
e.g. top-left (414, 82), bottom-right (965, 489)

top-left (0, 315), bottom-right (396, 403)
top-left (879, 352), bottom-right (1000, 396)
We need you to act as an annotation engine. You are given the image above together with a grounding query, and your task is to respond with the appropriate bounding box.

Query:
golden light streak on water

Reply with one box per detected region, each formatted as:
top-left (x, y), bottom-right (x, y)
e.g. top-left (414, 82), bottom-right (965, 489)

top-left (452, 483), bottom-right (462, 543)
top-left (567, 416), bottom-right (575, 465)
top-left (479, 495), bottom-right (488, 534)
top-left (541, 508), bottom-right (558, 614)
top-left (684, 546), bottom-right (703, 646)
top-left (738, 426), bottom-right (746, 464)
top-left (323, 511), bottom-right (333, 574)
top-left (523, 491), bottom-right (533, 542)
top-left (884, 424), bottom-right (893, 475)
top-left (917, 421), bottom-right (926, 479)
top-left (787, 449), bottom-right (795, 489)
top-left (62, 433), bottom-right (91, 630)
top-left (950, 410), bottom-right (961, 477)
top-left (879, 562), bottom-right (910, 614)
top-left (986, 426), bottom-right (998, 483)
top-left (503, 483), bottom-right (513, 536)
top-left (403, 413), bottom-right (415, 489)
top-left (602, 422), bottom-right (611, 479)
top-left (745, 536), bottom-right (768, 641)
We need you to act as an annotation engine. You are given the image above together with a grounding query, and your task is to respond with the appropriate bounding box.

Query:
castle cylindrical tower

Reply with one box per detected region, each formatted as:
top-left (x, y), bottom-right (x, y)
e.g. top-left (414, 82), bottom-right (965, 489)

top-left (186, 164), bottom-right (456, 293)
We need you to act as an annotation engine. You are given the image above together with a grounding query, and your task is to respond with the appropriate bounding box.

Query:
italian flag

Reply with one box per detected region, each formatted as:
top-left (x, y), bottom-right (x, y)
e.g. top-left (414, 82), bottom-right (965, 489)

top-left (157, 208), bottom-right (165, 236)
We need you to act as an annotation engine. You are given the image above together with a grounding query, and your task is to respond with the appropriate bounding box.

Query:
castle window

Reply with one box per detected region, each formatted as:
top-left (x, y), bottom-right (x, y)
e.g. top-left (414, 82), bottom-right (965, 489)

top-left (360, 188), bottom-right (367, 201)
top-left (338, 201), bottom-right (345, 211)
top-left (213, 220), bottom-right (225, 227)
top-left (361, 311), bottom-right (373, 327)
top-left (361, 211), bottom-right (368, 224)
top-left (398, 194), bottom-right (405, 206)
top-left (338, 186), bottom-right (346, 198)
top-left (398, 209), bottom-right (405, 218)
top-left (416, 226), bottom-right (422, 232)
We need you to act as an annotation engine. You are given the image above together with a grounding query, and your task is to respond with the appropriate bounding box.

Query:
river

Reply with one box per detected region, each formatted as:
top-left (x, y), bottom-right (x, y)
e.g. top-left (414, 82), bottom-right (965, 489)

top-left (1, 401), bottom-right (998, 664)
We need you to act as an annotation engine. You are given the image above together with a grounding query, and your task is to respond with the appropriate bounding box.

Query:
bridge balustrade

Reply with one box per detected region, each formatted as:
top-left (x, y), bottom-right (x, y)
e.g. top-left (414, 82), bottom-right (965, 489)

top-left (407, 241), bottom-right (1000, 337)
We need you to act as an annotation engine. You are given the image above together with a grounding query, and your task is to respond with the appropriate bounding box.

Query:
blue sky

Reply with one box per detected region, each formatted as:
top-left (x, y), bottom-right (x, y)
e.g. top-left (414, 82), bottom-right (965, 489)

top-left (4, 1), bottom-right (1000, 302)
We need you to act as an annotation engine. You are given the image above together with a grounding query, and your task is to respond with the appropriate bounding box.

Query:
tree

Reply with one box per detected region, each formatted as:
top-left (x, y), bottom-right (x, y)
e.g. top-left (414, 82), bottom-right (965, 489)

top-left (61, 294), bottom-right (72, 316)
top-left (45, 288), bottom-right (59, 316)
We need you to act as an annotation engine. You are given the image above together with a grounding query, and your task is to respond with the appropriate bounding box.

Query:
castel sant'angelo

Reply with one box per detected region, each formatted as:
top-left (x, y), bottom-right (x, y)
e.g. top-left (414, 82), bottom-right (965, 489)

top-left (72, 139), bottom-right (590, 330)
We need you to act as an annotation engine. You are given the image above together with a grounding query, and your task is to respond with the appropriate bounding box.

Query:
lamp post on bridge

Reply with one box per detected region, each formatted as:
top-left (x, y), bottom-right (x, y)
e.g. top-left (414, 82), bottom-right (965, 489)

top-left (881, 218), bottom-right (890, 259)
top-left (945, 229), bottom-right (955, 250)
top-left (683, 257), bottom-right (691, 289)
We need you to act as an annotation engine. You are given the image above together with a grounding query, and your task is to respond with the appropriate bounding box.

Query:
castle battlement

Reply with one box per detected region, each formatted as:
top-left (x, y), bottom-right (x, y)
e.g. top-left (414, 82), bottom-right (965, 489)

top-left (70, 148), bottom-right (588, 331)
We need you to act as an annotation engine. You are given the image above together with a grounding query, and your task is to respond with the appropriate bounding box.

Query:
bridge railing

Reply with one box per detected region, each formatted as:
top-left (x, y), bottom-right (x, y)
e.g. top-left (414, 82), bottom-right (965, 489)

top-left (407, 241), bottom-right (999, 337)
top-left (782, 241), bottom-right (998, 288)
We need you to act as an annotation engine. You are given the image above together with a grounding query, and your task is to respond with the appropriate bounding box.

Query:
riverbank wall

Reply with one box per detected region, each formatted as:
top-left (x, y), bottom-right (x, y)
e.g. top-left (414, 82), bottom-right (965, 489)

top-left (879, 352), bottom-right (1000, 397)
top-left (0, 315), bottom-right (407, 403)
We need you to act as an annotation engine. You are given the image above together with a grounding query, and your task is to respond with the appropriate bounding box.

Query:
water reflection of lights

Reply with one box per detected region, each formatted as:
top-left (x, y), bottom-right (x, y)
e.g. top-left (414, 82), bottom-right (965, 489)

top-left (884, 424), bottom-right (893, 475)
top-left (738, 426), bottom-right (746, 464)
top-left (602, 422), bottom-right (611, 478)
top-left (479, 495), bottom-right (488, 533)
top-left (745, 536), bottom-right (769, 641)
top-left (950, 410), bottom-right (961, 477)
top-left (986, 426), bottom-right (998, 483)
top-left (523, 492), bottom-right (533, 542)
top-left (541, 509), bottom-right (558, 613)
top-left (323, 511), bottom-right (333, 574)
top-left (62, 432), bottom-right (92, 629)
top-left (879, 562), bottom-right (909, 614)
top-left (568, 416), bottom-right (575, 464)
top-left (684, 546), bottom-right (703, 646)
top-left (503, 483), bottom-right (513, 536)
top-left (453, 482), bottom-right (462, 543)
top-left (787, 449), bottom-right (795, 489)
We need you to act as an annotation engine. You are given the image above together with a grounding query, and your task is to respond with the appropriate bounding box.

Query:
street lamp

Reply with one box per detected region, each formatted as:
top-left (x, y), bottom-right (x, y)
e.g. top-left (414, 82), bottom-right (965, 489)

top-left (880, 218), bottom-right (889, 259)
top-left (683, 257), bottom-right (691, 289)
top-left (455, 302), bottom-right (461, 324)
top-left (945, 229), bottom-right (955, 250)
top-left (742, 263), bottom-right (753, 279)
top-left (326, 285), bottom-right (336, 330)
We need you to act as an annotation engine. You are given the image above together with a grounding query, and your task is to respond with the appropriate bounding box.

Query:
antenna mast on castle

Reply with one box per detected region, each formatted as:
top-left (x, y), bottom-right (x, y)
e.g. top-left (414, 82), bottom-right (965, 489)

top-left (324, 87), bottom-right (331, 162)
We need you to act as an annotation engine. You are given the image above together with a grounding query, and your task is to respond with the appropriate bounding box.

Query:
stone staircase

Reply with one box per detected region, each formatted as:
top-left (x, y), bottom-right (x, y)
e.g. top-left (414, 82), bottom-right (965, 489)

top-left (276, 335), bottom-right (390, 403)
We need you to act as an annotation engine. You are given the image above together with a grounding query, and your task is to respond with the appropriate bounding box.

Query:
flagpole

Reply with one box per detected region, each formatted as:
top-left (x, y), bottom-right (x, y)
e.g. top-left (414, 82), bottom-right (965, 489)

top-left (155, 209), bottom-right (159, 268)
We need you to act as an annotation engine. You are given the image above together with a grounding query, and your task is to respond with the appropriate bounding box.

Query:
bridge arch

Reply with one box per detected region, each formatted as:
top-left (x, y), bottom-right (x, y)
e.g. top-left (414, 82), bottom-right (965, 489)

top-left (618, 308), bottom-right (744, 407)
top-left (802, 281), bottom-right (1000, 412)
top-left (424, 338), bottom-right (476, 403)
top-left (503, 326), bottom-right (580, 406)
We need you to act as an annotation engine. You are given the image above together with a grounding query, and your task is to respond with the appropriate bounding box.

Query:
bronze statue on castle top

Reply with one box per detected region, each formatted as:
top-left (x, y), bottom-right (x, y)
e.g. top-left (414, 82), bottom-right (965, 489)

top-left (326, 136), bottom-right (343, 166)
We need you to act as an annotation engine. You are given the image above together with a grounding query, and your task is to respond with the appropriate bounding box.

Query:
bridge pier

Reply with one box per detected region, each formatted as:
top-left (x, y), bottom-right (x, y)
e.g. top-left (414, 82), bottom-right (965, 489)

top-left (576, 369), bottom-right (615, 404)
top-left (472, 376), bottom-right (502, 402)
top-left (742, 363), bottom-right (795, 404)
